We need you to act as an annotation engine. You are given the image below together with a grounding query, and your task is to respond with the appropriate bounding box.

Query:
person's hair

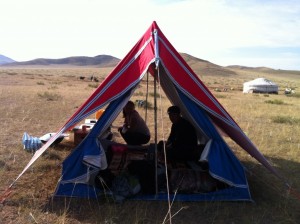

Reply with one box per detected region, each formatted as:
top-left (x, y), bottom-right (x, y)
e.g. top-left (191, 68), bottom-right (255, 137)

top-left (167, 105), bottom-right (180, 114)
top-left (127, 100), bottom-right (135, 107)
top-left (123, 100), bottom-right (135, 117)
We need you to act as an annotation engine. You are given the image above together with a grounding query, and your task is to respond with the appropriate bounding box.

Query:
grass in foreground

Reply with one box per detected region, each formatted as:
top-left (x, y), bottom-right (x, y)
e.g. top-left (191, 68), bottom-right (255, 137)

top-left (0, 68), bottom-right (299, 223)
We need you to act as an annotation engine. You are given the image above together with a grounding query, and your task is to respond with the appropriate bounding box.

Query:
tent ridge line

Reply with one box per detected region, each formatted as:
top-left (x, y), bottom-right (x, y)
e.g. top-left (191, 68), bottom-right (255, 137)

top-left (153, 28), bottom-right (160, 68)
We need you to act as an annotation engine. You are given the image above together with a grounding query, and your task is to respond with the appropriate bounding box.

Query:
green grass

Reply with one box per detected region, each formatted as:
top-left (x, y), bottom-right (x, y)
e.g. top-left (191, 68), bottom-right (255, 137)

top-left (37, 91), bottom-right (63, 101)
top-left (272, 115), bottom-right (300, 124)
top-left (286, 93), bottom-right (300, 98)
top-left (88, 83), bottom-right (99, 88)
top-left (265, 99), bottom-right (285, 105)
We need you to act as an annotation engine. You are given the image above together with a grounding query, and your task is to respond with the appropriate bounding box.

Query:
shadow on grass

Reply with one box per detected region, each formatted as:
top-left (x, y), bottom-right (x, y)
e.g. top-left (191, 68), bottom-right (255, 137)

top-left (243, 156), bottom-right (300, 203)
top-left (41, 156), bottom-right (300, 224)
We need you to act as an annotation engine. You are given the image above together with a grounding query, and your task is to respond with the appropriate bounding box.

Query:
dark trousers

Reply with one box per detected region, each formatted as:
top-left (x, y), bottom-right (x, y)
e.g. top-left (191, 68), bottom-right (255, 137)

top-left (120, 131), bottom-right (150, 145)
top-left (158, 141), bottom-right (196, 162)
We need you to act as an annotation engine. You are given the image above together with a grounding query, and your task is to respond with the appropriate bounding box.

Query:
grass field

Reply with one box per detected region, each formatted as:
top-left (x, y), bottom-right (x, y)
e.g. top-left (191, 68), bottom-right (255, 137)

top-left (0, 66), bottom-right (300, 223)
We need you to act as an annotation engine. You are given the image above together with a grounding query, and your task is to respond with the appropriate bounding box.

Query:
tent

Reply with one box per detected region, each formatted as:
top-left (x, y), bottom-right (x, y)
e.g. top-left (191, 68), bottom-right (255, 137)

top-left (9, 21), bottom-right (284, 202)
top-left (243, 78), bottom-right (279, 94)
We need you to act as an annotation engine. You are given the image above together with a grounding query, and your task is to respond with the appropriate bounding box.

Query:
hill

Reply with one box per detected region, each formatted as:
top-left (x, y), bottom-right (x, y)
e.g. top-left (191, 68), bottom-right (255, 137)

top-left (1, 55), bottom-right (120, 67)
top-left (0, 53), bottom-right (300, 77)
top-left (2, 53), bottom-right (298, 77)
top-left (0, 54), bottom-right (15, 65)
top-left (180, 53), bottom-right (237, 76)
top-left (1, 53), bottom-right (238, 76)
top-left (226, 65), bottom-right (300, 77)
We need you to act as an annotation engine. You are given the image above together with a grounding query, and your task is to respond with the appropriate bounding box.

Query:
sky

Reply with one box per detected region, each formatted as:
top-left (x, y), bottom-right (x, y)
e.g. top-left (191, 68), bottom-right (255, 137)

top-left (1, 0), bottom-right (300, 70)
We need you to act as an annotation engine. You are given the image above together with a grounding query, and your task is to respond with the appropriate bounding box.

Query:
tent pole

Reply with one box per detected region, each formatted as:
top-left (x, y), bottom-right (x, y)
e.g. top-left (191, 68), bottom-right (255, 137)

top-left (154, 69), bottom-right (158, 195)
top-left (145, 71), bottom-right (149, 122)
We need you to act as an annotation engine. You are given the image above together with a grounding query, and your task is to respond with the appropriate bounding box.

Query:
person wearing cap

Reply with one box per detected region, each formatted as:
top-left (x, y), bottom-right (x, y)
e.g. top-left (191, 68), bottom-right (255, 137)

top-left (159, 105), bottom-right (198, 162)
top-left (118, 100), bottom-right (150, 145)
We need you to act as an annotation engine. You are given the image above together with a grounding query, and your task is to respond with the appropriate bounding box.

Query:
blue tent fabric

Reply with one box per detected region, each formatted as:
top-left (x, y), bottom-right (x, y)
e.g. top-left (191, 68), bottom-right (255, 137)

top-left (177, 90), bottom-right (248, 188)
top-left (55, 90), bottom-right (134, 198)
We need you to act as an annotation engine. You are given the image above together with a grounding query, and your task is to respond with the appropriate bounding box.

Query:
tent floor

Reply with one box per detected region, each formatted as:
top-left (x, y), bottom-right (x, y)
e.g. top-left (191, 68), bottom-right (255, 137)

top-left (93, 144), bottom-right (230, 201)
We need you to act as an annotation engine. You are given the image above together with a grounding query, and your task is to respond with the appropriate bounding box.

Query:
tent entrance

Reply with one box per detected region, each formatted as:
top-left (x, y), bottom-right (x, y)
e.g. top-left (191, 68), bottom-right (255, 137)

top-left (54, 63), bottom-right (250, 201)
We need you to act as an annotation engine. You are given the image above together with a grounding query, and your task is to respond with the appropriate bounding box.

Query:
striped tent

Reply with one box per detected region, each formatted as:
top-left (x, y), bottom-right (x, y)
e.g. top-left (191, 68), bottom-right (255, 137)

top-left (11, 21), bottom-right (283, 201)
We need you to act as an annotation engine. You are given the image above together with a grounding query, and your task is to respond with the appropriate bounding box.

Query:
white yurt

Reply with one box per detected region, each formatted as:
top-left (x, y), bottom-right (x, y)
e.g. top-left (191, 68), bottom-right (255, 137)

top-left (243, 78), bottom-right (278, 94)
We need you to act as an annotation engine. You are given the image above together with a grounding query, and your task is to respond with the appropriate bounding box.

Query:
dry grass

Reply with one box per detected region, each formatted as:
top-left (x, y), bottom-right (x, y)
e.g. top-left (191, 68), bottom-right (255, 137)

top-left (0, 66), bottom-right (300, 223)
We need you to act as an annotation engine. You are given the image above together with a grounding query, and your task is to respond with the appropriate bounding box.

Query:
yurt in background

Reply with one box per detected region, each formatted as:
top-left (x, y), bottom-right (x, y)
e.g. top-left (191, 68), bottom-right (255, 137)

top-left (243, 78), bottom-right (278, 94)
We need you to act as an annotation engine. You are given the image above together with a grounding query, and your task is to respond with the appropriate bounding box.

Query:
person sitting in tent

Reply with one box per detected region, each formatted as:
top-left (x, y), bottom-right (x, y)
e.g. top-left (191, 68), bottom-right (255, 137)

top-left (159, 105), bottom-right (198, 163)
top-left (118, 100), bottom-right (150, 145)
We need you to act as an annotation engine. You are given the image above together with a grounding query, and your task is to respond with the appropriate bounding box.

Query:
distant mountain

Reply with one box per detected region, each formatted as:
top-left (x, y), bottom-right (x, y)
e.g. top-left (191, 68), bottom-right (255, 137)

top-left (0, 55), bottom-right (16, 65)
top-left (0, 53), bottom-right (239, 76)
top-left (9, 53), bottom-right (294, 77)
top-left (226, 65), bottom-right (300, 75)
top-left (226, 65), bottom-right (274, 71)
top-left (1, 55), bottom-right (120, 67)
top-left (180, 53), bottom-right (237, 76)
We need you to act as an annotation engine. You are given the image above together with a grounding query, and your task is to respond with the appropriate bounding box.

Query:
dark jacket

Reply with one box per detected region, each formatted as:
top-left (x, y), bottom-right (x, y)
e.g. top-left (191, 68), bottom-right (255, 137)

top-left (168, 117), bottom-right (197, 149)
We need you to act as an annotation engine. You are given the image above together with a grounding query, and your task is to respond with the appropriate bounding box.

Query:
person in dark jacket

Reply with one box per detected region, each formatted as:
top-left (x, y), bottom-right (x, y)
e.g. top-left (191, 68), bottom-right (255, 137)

top-left (159, 105), bottom-right (198, 162)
